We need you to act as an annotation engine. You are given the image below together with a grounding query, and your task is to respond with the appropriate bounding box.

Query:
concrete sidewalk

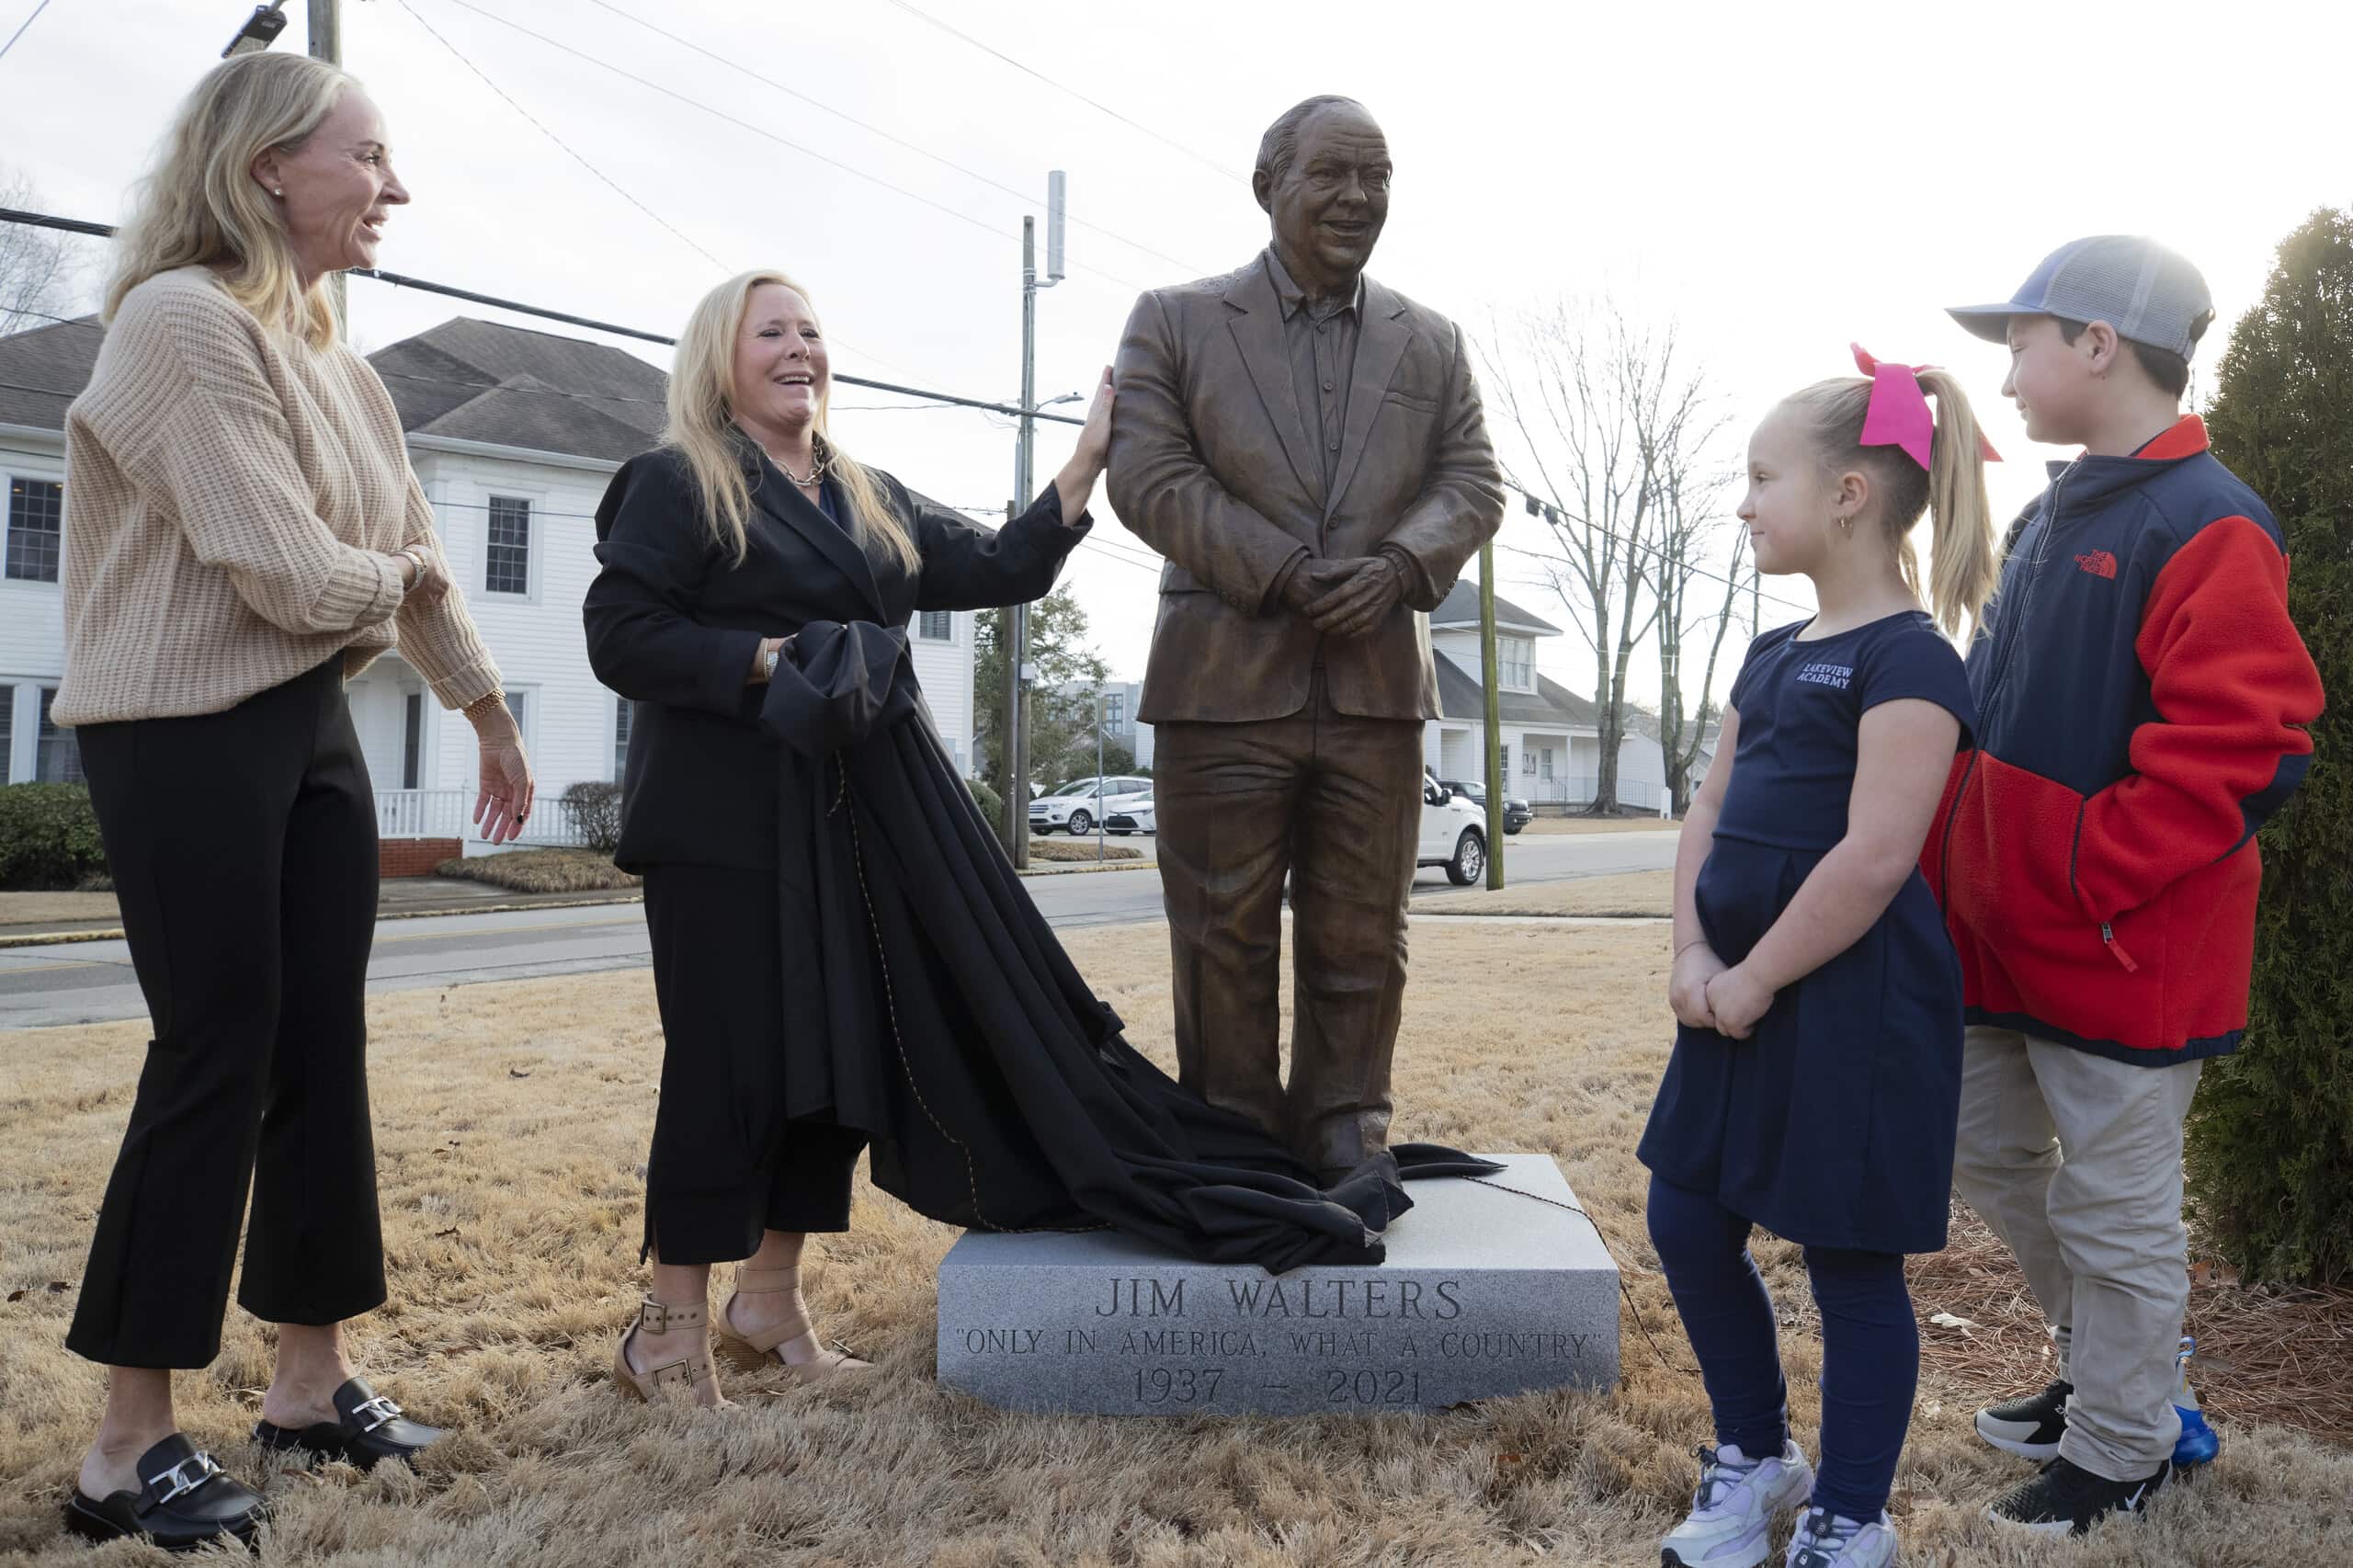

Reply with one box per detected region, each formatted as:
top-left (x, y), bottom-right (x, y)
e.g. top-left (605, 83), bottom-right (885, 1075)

top-left (0, 877), bottom-right (646, 948)
top-left (1, 846), bottom-right (1156, 947)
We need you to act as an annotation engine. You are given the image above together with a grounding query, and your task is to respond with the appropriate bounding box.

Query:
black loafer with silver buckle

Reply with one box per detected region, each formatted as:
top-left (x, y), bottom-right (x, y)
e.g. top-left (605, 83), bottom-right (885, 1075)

top-left (63, 1432), bottom-right (267, 1552)
top-left (253, 1376), bottom-right (445, 1471)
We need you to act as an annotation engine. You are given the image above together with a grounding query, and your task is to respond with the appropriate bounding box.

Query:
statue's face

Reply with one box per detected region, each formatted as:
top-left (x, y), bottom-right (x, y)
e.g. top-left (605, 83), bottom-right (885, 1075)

top-left (1259, 104), bottom-right (1391, 289)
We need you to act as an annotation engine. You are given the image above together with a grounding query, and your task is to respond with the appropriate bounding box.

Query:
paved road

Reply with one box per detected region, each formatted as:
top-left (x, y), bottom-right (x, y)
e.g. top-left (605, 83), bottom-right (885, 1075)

top-left (0, 830), bottom-right (1676, 1031)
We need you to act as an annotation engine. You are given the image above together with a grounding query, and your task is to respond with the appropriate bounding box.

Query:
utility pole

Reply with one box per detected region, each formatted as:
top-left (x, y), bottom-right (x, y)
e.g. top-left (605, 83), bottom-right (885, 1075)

top-left (308, 0), bottom-right (346, 324)
top-left (999, 176), bottom-right (1066, 869)
top-left (998, 502), bottom-right (1026, 861)
top-left (1478, 542), bottom-right (1506, 889)
top-left (1094, 678), bottom-right (1107, 862)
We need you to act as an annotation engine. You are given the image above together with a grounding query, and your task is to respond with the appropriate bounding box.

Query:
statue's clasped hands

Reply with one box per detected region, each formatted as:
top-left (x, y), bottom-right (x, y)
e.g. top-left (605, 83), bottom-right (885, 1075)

top-left (1284, 554), bottom-right (1403, 639)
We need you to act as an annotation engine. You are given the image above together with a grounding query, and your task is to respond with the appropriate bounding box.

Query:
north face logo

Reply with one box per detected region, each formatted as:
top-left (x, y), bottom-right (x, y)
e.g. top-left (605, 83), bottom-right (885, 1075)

top-left (2075, 551), bottom-right (2119, 579)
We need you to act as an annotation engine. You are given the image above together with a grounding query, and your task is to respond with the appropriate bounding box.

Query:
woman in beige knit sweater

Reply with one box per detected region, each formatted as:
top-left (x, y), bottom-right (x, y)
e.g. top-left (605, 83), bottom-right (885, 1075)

top-left (53, 52), bottom-right (533, 1551)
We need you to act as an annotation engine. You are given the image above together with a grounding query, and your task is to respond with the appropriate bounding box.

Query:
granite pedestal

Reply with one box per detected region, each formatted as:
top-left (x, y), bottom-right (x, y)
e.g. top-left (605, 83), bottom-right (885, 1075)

top-left (936, 1153), bottom-right (1619, 1415)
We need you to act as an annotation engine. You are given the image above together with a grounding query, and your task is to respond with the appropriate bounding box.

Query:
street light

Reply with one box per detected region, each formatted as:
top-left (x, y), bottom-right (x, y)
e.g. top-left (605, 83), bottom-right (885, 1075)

top-left (222, 2), bottom-right (288, 57)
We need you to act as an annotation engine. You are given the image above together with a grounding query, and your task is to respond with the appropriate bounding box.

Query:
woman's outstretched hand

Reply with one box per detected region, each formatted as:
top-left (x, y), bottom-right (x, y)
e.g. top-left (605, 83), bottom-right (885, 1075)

top-left (1052, 366), bottom-right (1116, 525)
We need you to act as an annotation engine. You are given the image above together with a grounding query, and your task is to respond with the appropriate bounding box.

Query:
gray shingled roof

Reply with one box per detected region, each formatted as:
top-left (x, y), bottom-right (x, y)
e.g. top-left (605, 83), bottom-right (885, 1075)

top-left (0, 314), bottom-right (102, 431)
top-left (1428, 577), bottom-right (1563, 635)
top-left (369, 317), bottom-right (668, 461)
top-left (0, 312), bottom-right (669, 467)
top-left (1432, 651), bottom-right (1598, 728)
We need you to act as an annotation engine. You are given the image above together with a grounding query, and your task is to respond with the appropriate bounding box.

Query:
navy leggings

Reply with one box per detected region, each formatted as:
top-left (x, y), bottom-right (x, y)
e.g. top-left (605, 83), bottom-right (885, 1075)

top-left (1646, 1175), bottom-right (1918, 1521)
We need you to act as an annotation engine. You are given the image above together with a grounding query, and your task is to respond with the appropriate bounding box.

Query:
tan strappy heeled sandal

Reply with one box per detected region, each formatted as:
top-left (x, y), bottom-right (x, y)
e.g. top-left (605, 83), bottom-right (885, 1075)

top-left (612, 1297), bottom-right (728, 1406)
top-left (715, 1265), bottom-right (872, 1382)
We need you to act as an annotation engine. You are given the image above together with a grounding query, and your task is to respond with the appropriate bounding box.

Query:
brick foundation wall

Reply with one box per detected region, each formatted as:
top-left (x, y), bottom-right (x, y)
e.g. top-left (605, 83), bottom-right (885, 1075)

top-left (381, 837), bottom-right (461, 879)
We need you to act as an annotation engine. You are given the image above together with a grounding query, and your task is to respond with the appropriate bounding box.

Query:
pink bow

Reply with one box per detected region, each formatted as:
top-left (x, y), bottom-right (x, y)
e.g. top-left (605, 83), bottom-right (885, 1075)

top-left (1851, 344), bottom-right (1999, 469)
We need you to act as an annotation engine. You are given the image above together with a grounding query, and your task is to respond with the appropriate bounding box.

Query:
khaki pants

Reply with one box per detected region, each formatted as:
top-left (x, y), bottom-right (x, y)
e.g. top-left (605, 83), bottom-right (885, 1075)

top-left (1952, 1024), bottom-right (2202, 1482)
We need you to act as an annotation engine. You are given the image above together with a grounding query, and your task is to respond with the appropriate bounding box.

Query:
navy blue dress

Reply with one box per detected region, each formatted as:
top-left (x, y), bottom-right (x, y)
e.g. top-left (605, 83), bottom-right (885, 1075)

top-left (1637, 610), bottom-right (1975, 1256)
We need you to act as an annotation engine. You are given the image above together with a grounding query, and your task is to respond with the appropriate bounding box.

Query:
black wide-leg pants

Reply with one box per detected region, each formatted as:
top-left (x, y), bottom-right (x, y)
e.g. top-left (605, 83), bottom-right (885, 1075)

top-left (66, 659), bottom-right (388, 1369)
top-left (640, 862), bottom-right (867, 1265)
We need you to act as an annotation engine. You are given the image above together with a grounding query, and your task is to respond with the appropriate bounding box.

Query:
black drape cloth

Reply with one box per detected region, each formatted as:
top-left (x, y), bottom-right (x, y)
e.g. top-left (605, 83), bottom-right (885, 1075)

top-left (763, 619), bottom-right (1497, 1271)
top-left (585, 446), bottom-right (1496, 1273)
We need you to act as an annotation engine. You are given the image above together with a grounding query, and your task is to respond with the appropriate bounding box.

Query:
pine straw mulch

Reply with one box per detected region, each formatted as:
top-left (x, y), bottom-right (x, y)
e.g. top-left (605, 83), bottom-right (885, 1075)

top-left (1902, 1201), bottom-right (2353, 1446)
top-left (432, 848), bottom-right (642, 892)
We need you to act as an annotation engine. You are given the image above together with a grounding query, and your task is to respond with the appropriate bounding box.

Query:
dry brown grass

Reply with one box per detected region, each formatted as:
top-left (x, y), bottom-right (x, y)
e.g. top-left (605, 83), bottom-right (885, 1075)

top-left (1516, 817), bottom-right (1679, 836)
top-left (432, 849), bottom-right (642, 893)
top-left (2, 922), bottom-right (2347, 1566)
top-left (1416, 871), bottom-right (1675, 919)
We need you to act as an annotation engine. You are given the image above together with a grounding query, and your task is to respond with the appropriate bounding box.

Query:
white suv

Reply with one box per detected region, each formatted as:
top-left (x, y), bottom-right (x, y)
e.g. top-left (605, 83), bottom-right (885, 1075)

top-left (1417, 777), bottom-right (1488, 885)
top-left (1029, 775), bottom-right (1153, 836)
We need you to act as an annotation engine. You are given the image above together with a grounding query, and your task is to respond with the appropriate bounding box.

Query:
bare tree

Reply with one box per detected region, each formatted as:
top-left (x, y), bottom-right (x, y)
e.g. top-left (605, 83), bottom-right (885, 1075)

top-left (1, 168), bottom-right (80, 337)
top-left (1481, 300), bottom-right (1699, 813)
top-left (1646, 448), bottom-right (1753, 815)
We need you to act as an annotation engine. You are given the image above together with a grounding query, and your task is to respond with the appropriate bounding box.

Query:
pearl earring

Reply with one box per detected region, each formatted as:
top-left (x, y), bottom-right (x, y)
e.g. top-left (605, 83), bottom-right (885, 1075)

top-left (272, 187), bottom-right (283, 198)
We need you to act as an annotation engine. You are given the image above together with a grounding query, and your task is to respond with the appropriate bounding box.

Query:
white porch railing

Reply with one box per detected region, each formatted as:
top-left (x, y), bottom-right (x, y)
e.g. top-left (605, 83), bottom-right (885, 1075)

top-left (374, 789), bottom-right (591, 847)
top-left (1520, 775), bottom-right (1668, 813)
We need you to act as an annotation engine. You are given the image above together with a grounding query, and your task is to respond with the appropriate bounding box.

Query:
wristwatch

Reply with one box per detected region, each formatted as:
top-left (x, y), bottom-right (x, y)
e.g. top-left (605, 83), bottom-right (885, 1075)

top-left (763, 643), bottom-right (781, 681)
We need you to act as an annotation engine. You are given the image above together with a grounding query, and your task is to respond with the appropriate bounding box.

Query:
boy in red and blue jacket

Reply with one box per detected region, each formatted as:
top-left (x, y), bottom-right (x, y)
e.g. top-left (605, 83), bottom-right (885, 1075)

top-left (1928, 236), bottom-right (2323, 1537)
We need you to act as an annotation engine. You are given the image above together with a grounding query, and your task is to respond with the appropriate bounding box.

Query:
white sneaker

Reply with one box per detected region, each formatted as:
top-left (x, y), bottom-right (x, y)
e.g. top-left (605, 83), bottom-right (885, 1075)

top-left (1784, 1507), bottom-right (1896, 1568)
top-left (1661, 1440), bottom-right (1815, 1568)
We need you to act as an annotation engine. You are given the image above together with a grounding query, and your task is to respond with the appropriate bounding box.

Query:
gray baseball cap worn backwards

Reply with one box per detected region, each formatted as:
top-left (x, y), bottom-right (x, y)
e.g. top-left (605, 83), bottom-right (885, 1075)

top-left (1949, 235), bottom-right (2216, 360)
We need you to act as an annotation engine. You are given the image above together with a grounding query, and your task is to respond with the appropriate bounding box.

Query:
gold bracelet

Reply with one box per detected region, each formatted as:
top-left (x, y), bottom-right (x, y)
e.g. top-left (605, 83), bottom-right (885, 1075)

top-left (461, 690), bottom-right (506, 723)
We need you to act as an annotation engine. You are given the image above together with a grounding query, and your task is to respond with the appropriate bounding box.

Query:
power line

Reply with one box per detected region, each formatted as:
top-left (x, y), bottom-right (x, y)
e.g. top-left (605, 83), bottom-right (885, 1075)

top-left (387, 0), bottom-right (723, 270)
top-left (579, 0), bottom-right (1211, 281)
top-left (882, 0), bottom-right (1241, 186)
top-left (1494, 535), bottom-right (1806, 619)
top-left (431, 0), bottom-right (1151, 297)
top-left (0, 209), bottom-right (1089, 427)
top-left (387, 1), bottom-right (938, 389)
top-left (0, 0), bottom-right (53, 67)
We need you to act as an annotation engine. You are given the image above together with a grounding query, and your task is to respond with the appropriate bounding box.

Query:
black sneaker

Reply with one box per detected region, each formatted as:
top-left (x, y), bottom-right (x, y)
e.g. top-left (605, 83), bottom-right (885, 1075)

top-left (1989, 1456), bottom-right (2170, 1536)
top-left (1975, 1379), bottom-right (2071, 1460)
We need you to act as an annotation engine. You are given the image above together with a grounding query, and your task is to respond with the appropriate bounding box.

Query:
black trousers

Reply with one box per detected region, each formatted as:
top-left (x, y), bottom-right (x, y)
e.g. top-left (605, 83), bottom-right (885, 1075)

top-left (66, 660), bottom-right (388, 1369)
top-left (641, 862), bottom-right (867, 1265)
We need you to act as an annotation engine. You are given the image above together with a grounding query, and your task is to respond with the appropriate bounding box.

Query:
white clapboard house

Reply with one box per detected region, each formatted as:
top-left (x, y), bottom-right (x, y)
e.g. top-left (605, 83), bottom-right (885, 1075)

top-left (0, 313), bottom-right (982, 868)
top-left (1423, 580), bottom-right (1672, 812)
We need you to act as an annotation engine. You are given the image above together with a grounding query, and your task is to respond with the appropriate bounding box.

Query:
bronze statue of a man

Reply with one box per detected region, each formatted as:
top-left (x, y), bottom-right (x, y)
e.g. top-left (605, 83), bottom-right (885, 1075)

top-left (1108, 96), bottom-right (1505, 1181)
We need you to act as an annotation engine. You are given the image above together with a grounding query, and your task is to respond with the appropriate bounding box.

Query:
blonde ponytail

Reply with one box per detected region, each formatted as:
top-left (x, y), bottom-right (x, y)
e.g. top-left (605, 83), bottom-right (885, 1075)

top-left (1915, 369), bottom-right (1997, 637)
top-left (1786, 368), bottom-right (2001, 637)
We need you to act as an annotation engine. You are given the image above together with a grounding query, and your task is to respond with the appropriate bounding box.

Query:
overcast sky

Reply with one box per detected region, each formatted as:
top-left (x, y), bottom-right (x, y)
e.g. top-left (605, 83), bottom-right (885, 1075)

top-left (6, 0), bottom-right (2348, 708)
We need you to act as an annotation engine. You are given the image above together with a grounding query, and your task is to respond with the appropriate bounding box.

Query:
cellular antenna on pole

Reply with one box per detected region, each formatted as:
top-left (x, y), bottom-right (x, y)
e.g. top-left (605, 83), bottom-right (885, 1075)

top-left (1003, 172), bottom-right (1069, 866)
top-left (1045, 170), bottom-right (1067, 284)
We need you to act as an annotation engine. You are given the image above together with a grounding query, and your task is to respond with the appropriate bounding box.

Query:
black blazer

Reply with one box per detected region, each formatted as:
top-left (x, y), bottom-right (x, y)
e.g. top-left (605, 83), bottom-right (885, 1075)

top-left (585, 444), bottom-right (1088, 869)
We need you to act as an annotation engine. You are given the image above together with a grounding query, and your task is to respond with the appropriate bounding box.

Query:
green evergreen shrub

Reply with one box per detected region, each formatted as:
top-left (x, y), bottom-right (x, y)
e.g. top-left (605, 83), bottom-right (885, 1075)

top-left (2186, 208), bottom-right (2353, 1285)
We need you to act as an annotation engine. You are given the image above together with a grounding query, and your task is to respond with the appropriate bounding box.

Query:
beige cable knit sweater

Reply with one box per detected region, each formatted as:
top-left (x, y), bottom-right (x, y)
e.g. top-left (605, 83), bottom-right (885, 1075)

top-left (53, 266), bottom-right (501, 725)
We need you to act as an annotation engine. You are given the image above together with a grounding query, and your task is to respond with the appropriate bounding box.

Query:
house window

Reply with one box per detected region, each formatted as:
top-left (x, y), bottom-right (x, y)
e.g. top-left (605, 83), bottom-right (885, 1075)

top-left (401, 692), bottom-right (423, 790)
top-left (1540, 746), bottom-right (1556, 781)
top-left (0, 684), bottom-right (13, 782)
top-left (1500, 637), bottom-right (1533, 690)
top-left (6, 478), bottom-right (63, 583)
top-left (916, 610), bottom-right (953, 641)
top-left (36, 686), bottom-right (82, 782)
top-left (1104, 691), bottom-right (1124, 733)
top-left (1521, 744), bottom-right (1536, 777)
top-left (506, 688), bottom-right (529, 739)
top-left (484, 496), bottom-right (531, 595)
top-left (613, 695), bottom-right (633, 781)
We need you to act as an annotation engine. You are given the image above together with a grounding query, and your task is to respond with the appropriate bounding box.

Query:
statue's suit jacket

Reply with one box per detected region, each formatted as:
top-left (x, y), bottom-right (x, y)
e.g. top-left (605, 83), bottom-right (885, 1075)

top-left (1108, 258), bottom-right (1505, 725)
